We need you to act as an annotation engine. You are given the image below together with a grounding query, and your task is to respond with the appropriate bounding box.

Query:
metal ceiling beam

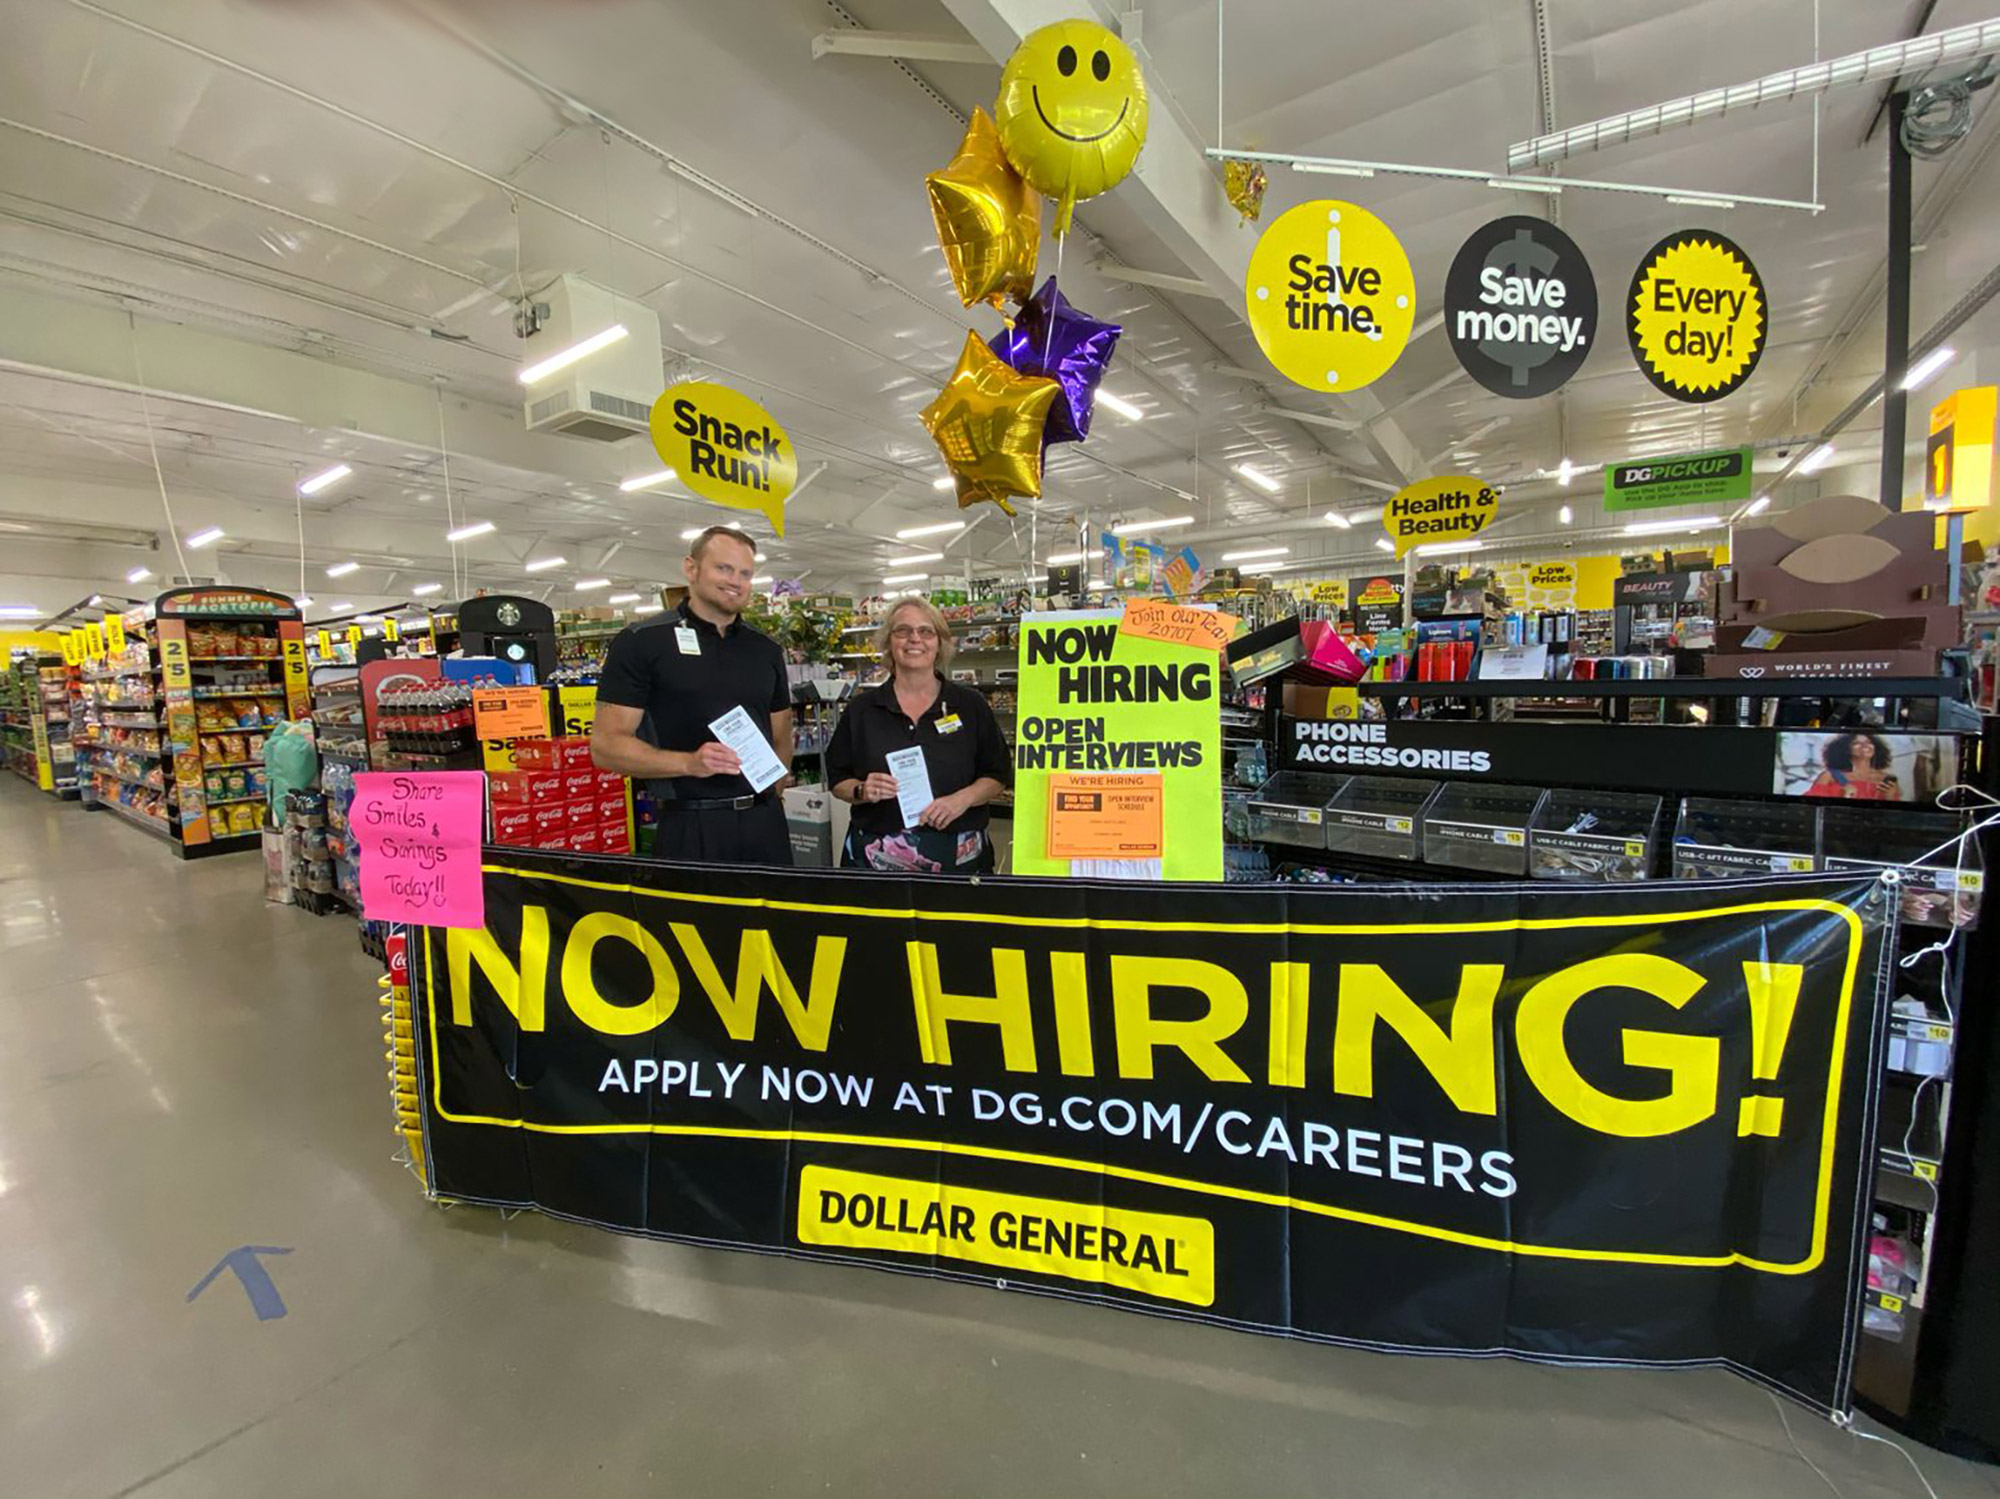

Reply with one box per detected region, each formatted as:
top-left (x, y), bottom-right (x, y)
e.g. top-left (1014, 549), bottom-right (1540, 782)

top-left (1091, 263), bottom-right (1225, 300)
top-left (810, 31), bottom-right (989, 65)
top-left (1507, 17), bottom-right (2000, 170)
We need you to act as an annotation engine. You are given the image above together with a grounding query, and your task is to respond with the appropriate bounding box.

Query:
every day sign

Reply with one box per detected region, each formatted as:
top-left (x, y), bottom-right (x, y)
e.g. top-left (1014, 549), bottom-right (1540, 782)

top-left (1013, 610), bottom-right (1221, 881)
top-left (352, 771), bottom-right (484, 927)
top-left (415, 856), bottom-right (1889, 1416)
top-left (1444, 216), bottom-right (1597, 399)
top-left (1628, 230), bottom-right (1768, 403)
top-left (1244, 200), bottom-right (1416, 393)
top-left (1383, 475), bottom-right (1499, 557)
top-left (648, 381), bottom-right (797, 535)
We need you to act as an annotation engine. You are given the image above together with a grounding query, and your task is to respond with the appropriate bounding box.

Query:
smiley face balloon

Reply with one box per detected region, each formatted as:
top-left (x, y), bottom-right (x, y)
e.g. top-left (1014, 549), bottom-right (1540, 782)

top-left (994, 19), bottom-right (1149, 238)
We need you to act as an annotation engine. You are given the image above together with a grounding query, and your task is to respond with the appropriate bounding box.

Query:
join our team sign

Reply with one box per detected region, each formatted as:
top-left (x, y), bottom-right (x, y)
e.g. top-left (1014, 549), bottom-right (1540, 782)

top-left (413, 857), bottom-right (1892, 1416)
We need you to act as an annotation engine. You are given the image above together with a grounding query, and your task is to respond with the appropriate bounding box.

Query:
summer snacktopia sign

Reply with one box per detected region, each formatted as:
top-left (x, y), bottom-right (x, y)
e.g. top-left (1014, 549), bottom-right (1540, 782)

top-left (1011, 610), bottom-right (1222, 881)
top-left (415, 856), bottom-right (1891, 1415)
top-left (648, 380), bottom-right (797, 535)
top-left (1604, 446), bottom-right (1755, 512)
top-left (1244, 200), bottom-right (1416, 394)
top-left (1384, 475), bottom-right (1499, 557)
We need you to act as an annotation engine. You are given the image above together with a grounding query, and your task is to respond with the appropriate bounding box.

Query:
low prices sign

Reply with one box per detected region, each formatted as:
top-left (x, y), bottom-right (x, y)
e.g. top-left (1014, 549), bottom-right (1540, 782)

top-left (1384, 475), bottom-right (1498, 557)
top-left (415, 857), bottom-right (1891, 1415)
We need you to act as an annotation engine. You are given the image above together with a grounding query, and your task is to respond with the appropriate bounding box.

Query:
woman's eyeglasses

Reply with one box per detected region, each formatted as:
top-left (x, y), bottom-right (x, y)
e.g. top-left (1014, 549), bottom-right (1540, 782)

top-left (890, 626), bottom-right (938, 641)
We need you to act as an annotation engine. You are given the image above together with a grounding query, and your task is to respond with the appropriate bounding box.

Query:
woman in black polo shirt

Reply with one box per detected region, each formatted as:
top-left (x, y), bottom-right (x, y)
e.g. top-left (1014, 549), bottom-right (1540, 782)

top-left (824, 598), bottom-right (1011, 873)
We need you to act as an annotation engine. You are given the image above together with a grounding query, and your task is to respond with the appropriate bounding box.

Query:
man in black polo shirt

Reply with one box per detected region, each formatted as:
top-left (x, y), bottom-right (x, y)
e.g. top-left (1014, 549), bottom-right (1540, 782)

top-left (590, 526), bottom-right (793, 865)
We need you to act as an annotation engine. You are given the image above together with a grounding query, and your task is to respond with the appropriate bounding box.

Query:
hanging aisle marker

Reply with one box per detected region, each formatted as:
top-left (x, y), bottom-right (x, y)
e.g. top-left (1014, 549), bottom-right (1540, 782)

top-left (1245, 201), bottom-right (1416, 393)
top-left (648, 382), bottom-right (796, 536)
top-left (1384, 475), bottom-right (1499, 557)
top-left (1628, 229), bottom-right (1767, 403)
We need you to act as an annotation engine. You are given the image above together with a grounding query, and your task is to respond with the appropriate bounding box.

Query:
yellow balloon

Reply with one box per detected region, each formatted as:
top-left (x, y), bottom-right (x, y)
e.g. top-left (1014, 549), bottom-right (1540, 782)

top-left (927, 108), bottom-right (1041, 311)
top-left (919, 332), bottom-right (1059, 510)
top-left (994, 20), bottom-right (1148, 238)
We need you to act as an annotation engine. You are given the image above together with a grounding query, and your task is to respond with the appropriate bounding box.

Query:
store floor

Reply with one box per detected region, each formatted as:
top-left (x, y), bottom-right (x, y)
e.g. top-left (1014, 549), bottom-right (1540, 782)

top-left (0, 779), bottom-right (1992, 1499)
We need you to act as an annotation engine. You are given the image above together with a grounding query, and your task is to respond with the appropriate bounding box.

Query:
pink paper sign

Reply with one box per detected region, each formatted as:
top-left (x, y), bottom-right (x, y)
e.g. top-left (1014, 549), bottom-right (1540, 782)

top-left (353, 771), bottom-right (486, 928)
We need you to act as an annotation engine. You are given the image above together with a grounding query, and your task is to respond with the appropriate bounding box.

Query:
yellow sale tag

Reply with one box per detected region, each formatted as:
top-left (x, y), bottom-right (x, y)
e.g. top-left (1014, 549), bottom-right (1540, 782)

top-left (105, 614), bottom-right (127, 655)
top-left (1913, 1161), bottom-right (1939, 1182)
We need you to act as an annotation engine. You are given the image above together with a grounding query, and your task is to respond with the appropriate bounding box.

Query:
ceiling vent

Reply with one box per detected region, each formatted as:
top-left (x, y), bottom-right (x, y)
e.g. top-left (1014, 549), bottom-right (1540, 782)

top-left (521, 274), bottom-right (663, 443)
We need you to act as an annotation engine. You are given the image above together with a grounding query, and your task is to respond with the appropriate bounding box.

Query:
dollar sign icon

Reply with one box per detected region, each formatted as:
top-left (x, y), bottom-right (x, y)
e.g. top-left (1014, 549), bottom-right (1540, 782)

top-left (1443, 215), bottom-right (1598, 400)
top-left (1479, 228), bottom-right (1563, 388)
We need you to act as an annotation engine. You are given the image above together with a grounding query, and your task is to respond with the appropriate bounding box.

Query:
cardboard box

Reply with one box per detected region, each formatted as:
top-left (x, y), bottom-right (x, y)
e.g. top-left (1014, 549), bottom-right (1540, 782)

top-left (509, 738), bottom-right (559, 771)
top-left (561, 770), bottom-right (597, 800)
top-left (489, 770), bottom-right (563, 805)
top-left (598, 793), bottom-right (627, 824)
top-left (1282, 683), bottom-right (1361, 720)
top-left (492, 806), bottom-right (535, 844)
top-left (532, 803), bottom-right (570, 841)
top-left (561, 799), bottom-right (594, 830)
top-left (784, 785), bottom-right (836, 867)
top-left (555, 738), bottom-right (596, 771)
top-left (596, 771), bottom-right (625, 793)
top-left (600, 823), bottom-right (632, 855)
top-left (569, 825), bottom-right (603, 854)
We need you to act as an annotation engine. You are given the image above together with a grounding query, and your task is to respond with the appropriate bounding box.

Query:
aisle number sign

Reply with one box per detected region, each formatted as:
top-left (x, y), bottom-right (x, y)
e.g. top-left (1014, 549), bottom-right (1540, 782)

top-left (1627, 230), bottom-right (1767, 403)
top-left (1384, 475), bottom-right (1498, 557)
top-left (1925, 386), bottom-right (1996, 512)
top-left (1244, 200), bottom-right (1416, 393)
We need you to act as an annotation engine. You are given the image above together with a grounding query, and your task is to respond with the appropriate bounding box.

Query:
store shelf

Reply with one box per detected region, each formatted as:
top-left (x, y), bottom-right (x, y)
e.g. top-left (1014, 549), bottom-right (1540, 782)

top-left (201, 758), bottom-right (263, 770)
top-left (193, 687), bottom-right (288, 700)
top-left (1358, 676), bottom-right (1967, 700)
top-left (189, 654), bottom-right (282, 663)
top-left (205, 794), bottom-right (267, 807)
top-left (89, 767), bottom-right (166, 791)
top-left (88, 796), bottom-right (173, 841)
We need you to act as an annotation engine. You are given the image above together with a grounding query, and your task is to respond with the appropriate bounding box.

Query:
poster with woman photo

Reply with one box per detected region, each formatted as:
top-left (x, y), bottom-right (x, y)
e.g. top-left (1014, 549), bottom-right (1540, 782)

top-left (1773, 730), bottom-right (1952, 803)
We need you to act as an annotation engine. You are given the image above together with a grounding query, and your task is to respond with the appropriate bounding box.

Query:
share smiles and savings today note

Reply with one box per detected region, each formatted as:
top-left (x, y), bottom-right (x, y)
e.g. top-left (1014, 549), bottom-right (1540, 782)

top-left (353, 771), bottom-right (486, 928)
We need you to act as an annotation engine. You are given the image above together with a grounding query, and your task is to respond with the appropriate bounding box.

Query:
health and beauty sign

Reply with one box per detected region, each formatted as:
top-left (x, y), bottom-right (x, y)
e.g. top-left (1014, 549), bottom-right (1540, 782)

top-left (1013, 610), bottom-right (1221, 881)
top-left (1444, 216), bottom-right (1597, 399)
top-left (1244, 200), bottom-right (1416, 393)
top-left (1604, 446), bottom-right (1755, 511)
top-left (1384, 475), bottom-right (1499, 557)
top-left (1628, 230), bottom-right (1768, 403)
top-left (648, 381), bottom-right (797, 535)
top-left (416, 854), bottom-right (1891, 1415)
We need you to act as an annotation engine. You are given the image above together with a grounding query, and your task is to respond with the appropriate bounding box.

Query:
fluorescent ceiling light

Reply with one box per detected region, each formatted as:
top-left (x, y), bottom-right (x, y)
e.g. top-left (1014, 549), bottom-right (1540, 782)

top-left (1622, 514), bottom-right (1721, 536)
top-left (897, 520), bottom-right (965, 539)
top-left (1374, 538), bottom-right (1395, 553)
top-left (327, 602), bottom-right (352, 612)
top-left (1414, 540), bottom-right (1485, 556)
top-left (931, 475), bottom-right (956, 491)
top-left (607, 592), bottom-right (642, 604)
top-left (445, 521), bottom-right (495, 542)
top-left (679, 527), bottom-right (706, 540)
top-left (126, 566), bottom-right (152, 584)
top-left (1488, 177), bottom-right (1563, 194)
top-left (294, 596), bottom-right (313, 608)
top-left (751, 576), bottom-right (773, 586)
top-left (297, 463), bottom-right (352, 496)
top-left (576, 578), bottom-right (612, 591)
top-left (517, 323), bottom-right (629, 385)
top-left (1559, 504), bottom-right (1573, 525)
top-left (1556, 457), bottom-right (1574, 487)
top-left (1234, 463), bottom-right (1282, 493)
top-left (883, 572), bottom-right (929, 585)
top-left (1222, 546), bottom-right (1289, 561)
top-left (524, 556), bottom-right (566, 572)
top-left (619, 470), bottom-right (676, 492)
top-left (325, 561), bottom-right (360, 577)
top-left (635, 603), bottom-right (664, 614)
top-left (1095, 391), bottom-right (1144, 422)
top-left (1324, 511), bottom-right (1353, 530)
top-left (1901, 347), bottom-right (1957, 392)
top-left (1292, 162), bottom-right (1375, 178)
top-left (411, 582), bottom-right (443, 596)
top-left (1087, 579), bottom-right (1109, 591)
top-left (0, 605), bottom-right (40, 619)
top-left (186, 527), bottom-right (224, 548)
top-left (1666, 194), bottom-right (1735, 210)
top-left (1797, 444), bottom-right (1836, 475)
top-left (1744, 494), bottom-right (1771, 516)
top-left (888, 551), bottom-right (945, 566)
top-left (1046, 549), bottom-right (1104, 566)
top-left (1110, 515), bottom-right (1193, 536)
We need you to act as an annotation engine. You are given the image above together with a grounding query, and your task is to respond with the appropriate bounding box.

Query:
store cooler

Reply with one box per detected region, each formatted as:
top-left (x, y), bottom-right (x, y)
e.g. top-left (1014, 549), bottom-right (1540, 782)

top-left (1529, 788), bottom-right (1662, 882)
top-left (1424, 782), bottom-right (1546, 876)
top-left (1672, 798), bottom-right (1819, 879)
top-left (1819, 805), bottom-right (1984, 929)
top-left (1324, 775), bottom-right (1440, 862)
top-left (1245, 771), bottom-right (1349, 850)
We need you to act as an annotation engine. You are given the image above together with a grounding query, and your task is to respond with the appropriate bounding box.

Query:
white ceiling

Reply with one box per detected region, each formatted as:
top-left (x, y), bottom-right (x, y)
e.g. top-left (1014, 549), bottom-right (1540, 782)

top-left (0, 0), bottom-right (1997, 622)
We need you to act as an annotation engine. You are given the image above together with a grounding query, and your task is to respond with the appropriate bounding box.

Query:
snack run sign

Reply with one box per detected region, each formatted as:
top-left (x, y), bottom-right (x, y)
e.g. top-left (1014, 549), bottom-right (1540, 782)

top-left (1244, 200), bottom-right (1416, 393)
top-left (417, 855), bottom-right (1891, 1414)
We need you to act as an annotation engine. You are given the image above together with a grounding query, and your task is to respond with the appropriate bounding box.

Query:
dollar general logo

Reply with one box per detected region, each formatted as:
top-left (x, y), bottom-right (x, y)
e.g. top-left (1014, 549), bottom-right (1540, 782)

top-left (1627, 230), bottom-right (1767, 403)
top-left (1244, 200), bottom-right (1416, 394)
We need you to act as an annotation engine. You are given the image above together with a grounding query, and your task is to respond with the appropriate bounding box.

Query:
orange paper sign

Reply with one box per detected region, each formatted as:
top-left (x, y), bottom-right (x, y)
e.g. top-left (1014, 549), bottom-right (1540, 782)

top-left (1118, 599), bottom-right (1236, 652)
top-left (1045, 773), bottom-right (1165, 859)
top-left (472, 686), bottom-right (549, 741)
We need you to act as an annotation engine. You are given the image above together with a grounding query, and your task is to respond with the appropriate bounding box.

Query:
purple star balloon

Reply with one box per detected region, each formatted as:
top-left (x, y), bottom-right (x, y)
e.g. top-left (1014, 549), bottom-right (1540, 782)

top-left (989, 277), bottom-right (1122, 447)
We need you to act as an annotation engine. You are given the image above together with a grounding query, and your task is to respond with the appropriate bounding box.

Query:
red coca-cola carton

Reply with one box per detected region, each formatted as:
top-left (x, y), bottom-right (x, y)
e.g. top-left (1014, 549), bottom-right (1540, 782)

top-left (508, 738), bottom-right (560, 772)
top-left (562, 769), bottom-right (596, 800)
top-left (569, 824), bottom-right (603, 854)
top-left (489, 769), bottom-right (562, 805)
top-left (555, 737), bottom-right (596, 771)
top-left (599, 822), bottom-right (632, 855)
top-left (492, 806), bottom-right (535, 844)
top-left (597, 793), bottom-right (627, 824)
top-left (532, 802), bottom-right (569, 841)
top-left (385, 933), bottom-right (408, 988)
top-left (564, 799), bottom-right (596, 830)
top-left (596, 771), bottom-right (626, 794)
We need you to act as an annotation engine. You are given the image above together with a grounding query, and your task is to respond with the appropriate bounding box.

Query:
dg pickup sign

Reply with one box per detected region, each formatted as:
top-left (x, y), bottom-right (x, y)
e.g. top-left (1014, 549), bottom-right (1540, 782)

top-left (352, 771), bottom-right (486, 928)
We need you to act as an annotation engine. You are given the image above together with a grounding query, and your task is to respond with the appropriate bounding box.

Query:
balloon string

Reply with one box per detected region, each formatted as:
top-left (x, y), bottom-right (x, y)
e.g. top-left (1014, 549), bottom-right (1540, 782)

top-left (1042, 229), bottom-right (1065, 371)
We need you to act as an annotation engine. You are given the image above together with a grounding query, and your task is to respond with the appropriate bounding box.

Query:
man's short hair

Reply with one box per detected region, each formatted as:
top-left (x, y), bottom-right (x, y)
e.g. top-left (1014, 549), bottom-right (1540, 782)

top-left (688, 525), bottom-right (756, 562)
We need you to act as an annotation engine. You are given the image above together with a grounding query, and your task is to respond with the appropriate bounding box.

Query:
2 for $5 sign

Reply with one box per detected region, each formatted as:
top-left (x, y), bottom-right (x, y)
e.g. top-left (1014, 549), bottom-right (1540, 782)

top-left (1246, 200), bottom-right (1416, 393)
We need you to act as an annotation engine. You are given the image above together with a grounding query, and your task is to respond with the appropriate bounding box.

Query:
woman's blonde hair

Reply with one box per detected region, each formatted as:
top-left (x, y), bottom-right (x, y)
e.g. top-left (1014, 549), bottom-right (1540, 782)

top-left (874, 596), bottom-right (955, 670)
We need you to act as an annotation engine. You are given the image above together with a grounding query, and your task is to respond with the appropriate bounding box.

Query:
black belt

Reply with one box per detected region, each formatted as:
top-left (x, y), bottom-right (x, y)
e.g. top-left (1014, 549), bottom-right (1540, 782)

top-left (657, 790), bottom-right (778, 813)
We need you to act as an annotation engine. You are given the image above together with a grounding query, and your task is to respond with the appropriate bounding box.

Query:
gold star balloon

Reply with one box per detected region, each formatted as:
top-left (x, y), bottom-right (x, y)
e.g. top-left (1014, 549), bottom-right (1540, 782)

top-left (926, 108), bottom-right (1041, 311)
top-left (920, 332), bottom-right (1059, 510)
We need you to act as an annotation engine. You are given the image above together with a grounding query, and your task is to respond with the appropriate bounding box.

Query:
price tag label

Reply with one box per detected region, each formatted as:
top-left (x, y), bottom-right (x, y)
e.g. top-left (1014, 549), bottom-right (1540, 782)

top-left (1624, 840), bottom-right (1647, 858)
top-left (1298, 807), bottom-right (1323, 826)
top-left (1913, 1160), bottom-right (1939, 1182)
top-left (1493, 829), bottom-right (1525, 847)
top-left (1925, 1023), bottom-right (1952, 1041)
top-left (1771, 854), bottom-right (1814, 873)
top-left (1388, 816), bottom-right (1413, 835)
top-left (1878, 1292), bottom-right (1905, 1314)
top-left (1959, 870), bottom-right (1984, 893)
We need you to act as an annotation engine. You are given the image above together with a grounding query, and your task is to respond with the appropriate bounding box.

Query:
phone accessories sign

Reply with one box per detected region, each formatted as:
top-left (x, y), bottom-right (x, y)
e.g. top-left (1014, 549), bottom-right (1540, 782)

top-left (1627, 231), bottom-right (1767, 402)
top-left (1444, 217), bottom-right (1596, 399)
top-left (1244, 200), bottom-right (1415, 393)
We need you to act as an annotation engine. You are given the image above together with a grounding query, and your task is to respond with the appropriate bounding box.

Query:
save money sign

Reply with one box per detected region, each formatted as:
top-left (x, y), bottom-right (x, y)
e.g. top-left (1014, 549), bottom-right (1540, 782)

top-left (1244, 200), bottom-right (1416, 393)
top-left (1444, 216), bottom-right (1597, 399)
top-left (1627, 230), bottom-right (1768, 404)
top-left (648, 381), bottom-right (798, 535)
